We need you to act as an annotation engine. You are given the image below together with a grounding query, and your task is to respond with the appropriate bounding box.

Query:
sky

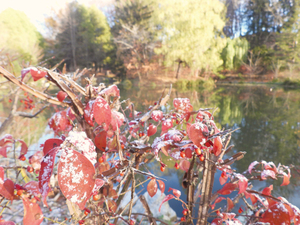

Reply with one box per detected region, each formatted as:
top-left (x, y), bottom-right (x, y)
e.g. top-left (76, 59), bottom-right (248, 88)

top-left (0, 0), bottom-right (114, 34)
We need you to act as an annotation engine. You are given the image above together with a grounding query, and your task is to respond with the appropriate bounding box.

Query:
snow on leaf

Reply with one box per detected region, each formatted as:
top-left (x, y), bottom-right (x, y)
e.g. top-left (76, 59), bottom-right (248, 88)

top-left (0, 134), bottom-right (13, 146)
top-left (211, 218), bottom-right (223, 225)
top-left (99, 84), bottom-right (120, 97)
top-left (22, 196), bottom-right (43, 225)
top-left (161, 119), bottom-right (173, 133)
top-left (21, 67), bottom-right (32, 81)
top-left (42, 138), bottom-right (63, 155)
top-left (157, 180), bottom-right (165, 195)
top-left (261, 170), bottom-right (277, 180)
top-left (227, 197), bottom-right (234, 211)
top-left (91, 179), bottom-right (105, 195)
top-left (179, 159), bottom-right (190, 172)
top-left (29, 151), bottom-right (43, 171)
top-left (147, 124), bottom-right (157, 136)
top-left (24, 181), bottom-right (41, 197)
top-left (248, 161), bottom-right (259, 174)
top-left (168, 187), bottom-right (181, 198)
top-left (29, 68), bottom-right (47, 82)
top-left (217, 182), bottom-right (238, 195)
top-left (39, 148), bottom-right (59, 207)
top-left (151, 110), bottom-right (163, 122)
top-left (93, 96), bottom-right (111, 131)
top-left (95, 131), bottom-right (107, 152)
top-left (84, 100), bottom-right (95, 126)
top-left (65, 131), bottom-right (97, 165)
top-left (58, 148), bottom-right (95, 210)
top-left (188, 123), bottom-right (209, 147)
top-left (0, 167), bottom-right (4, 185)
top-left (235, 174), bottom-right (248, 194)
top-left (0, 179), bottom-right (14, 201)
top-left (158, 194), bottom-right (175, 212)
top-left (57, 91), bottom-right (67, 102)
top-left (173, 98), bottom-right (193, 113)
top-left (110, 110), bottom-right (124, 131)
top-left (147, 179), bottom-right (158, 197)
top-left (48, 111), bottom-right (73, 134)
top-left (213, 136), bottom-right (222, 156)
top-left (259, 203), bottom-right (290, 225)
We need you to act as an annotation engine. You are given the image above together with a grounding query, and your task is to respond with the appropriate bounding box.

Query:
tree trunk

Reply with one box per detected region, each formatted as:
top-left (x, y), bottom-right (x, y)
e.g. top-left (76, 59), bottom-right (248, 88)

top-left (176, 60), bottom-right (182, 79)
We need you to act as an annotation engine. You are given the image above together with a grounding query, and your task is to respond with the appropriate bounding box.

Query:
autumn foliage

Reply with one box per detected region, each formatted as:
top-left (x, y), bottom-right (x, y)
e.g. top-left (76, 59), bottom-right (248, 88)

top-left (0, 65), bottom-right (298, 225)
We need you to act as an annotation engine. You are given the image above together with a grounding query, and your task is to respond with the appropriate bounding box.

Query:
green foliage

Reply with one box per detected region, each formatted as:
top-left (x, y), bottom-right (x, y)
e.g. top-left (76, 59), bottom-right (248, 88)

top-left (221, 37), bottom-right (249, 70)
top-left (151, 0), bottom-right (226, 71)
top-left (0, 8), bottom-right (42, 69)
top-left (44, 2), bottom-right (113, 70)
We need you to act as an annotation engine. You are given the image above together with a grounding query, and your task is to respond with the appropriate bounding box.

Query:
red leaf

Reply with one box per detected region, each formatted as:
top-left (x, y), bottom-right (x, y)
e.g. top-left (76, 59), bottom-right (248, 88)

top-left (219, 172), bottom-right (228, 185)
top-left (262, 185), bottom-right (273, 196)
top-left (211, 196), bottom-right (225, 209)
top-left (158, 194), bottom-right (175, 212)
top-left (39, 148), bottom-right (58, 207)
top-left (188, 123), bottom-right (209, 147)
top-left (161, 119), bottom-right (173, 133)
top-left (29, 151), bottom-right (43, 171)
top-left (217, 183), bottom-right (238, 195)
top-left (0, 146), bottom-right (8, 158)
top-left (227, 197), bottom-right (234, 211)
top-left (151, 110), bottom-right (163, 122)
top-left (91, 179), bottom-right (105, 195)
top-left (95, 131), bottom-right (107, 152)
top-left (42, 138), bottom-right (63, 155)
top-left (211, 218), bottom-right (223, 225)
top-left (93, 97), bottom-right (111, 131)
top-left (107, 200), bottom-right (118, 212)
top-left (213, 136), bottom-right (222, 156)
top-left (168, 187), bottom-right (181, 198)
top-left (30, 68), bottom-right (47, 81)
top-left (100, 84), bottom-right (120, 97)
top-left (248, 161), bottom-right (259, 174)
top-left (235, 174), bottom-right (248, 194)
top-left (147, 179), bottom-right (158, 197)
top-left (24, 181), bottom-right (41, 197)
top-left (261, 170), bottom-right (277, 180)
top-left (0, 179), bottom-right (14, 201)
top-left (0, 221), bottom-right (16, 225)
top-left (48, 111), bottom-right (72, 134)
top-left (281, 169), bottom-right (291, 186)
top-left (173, 98), bottom-right (193, 113)
top-left (0, 166), bottom-right (4, 182)
top-left (184, 147), bottom-right (193, 158)
top-left (84, 100), bottom-right (95, 126)
top-left (22, 196), bottom-right (43, 225)
top-left (179, 159), bottom-right (190, 172)
top-left (260, 203), bottom-right (290, 225)
top-left (147, 124), bottom-right (157, 136)
top-left (65, 131), bottom-right (97, 165)
top-left (157, 180), bottom-right (165, 194)
top-left (57, 91), bottom-right (67, 102)
top-left (21, 67), bottom-right (31, 81)
top-left (0, 134), bottom-right (13, 146)
top-left (58, 148), bottom-right (95, 210)
top-left (110, 110), bottom-right (124, 131)
top-left (17, 139), bottom-right (28, 156)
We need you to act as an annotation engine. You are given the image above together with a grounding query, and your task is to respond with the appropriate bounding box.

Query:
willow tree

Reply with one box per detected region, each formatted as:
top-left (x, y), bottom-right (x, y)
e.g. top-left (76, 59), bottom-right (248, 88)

top-left (0, 8), bottom-right (42, 72)
top-left (151, 0), bottom-right (226, 78)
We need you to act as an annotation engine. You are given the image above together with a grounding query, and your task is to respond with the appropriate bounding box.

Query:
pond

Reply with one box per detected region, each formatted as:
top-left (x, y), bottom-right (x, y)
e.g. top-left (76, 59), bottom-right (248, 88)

top-left (119, 83), bottom-right (300, 221)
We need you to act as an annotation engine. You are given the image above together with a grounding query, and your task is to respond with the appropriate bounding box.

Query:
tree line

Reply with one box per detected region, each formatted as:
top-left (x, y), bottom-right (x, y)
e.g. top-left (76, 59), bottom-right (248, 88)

top-left (1, 0), bottom-right (300, 78)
